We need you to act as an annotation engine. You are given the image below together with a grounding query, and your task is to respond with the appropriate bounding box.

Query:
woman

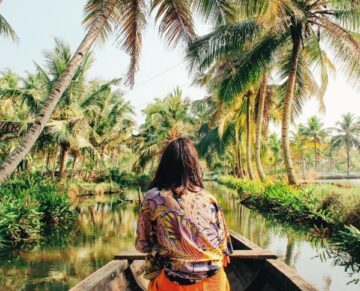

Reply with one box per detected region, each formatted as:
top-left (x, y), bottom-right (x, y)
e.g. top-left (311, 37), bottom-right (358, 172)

top-left (135, 137), bottom-right (233, 291)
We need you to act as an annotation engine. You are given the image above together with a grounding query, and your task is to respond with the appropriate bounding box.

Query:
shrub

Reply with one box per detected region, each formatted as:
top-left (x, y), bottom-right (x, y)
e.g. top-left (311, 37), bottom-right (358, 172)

top-left (0, 174), bottom-right (75, 247)
top-left (95, 169), bottom-right (150, 189)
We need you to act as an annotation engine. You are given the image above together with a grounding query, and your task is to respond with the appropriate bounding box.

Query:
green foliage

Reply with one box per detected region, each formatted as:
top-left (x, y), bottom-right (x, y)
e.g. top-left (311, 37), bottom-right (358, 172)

top-left (0, 174), bottom-right (75, 248)
top-left (95, 169), bottom-right (150, 189)
top-left (0, 193), bottom-right (42, 247)
top-left (219, 175), bottom-right (264, 196)
top-left (217, 175), bottom-right (358, 228)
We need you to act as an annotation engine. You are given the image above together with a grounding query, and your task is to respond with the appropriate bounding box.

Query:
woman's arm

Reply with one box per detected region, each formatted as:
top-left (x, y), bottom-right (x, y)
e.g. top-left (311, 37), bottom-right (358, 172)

top-left (135, 199), bottom-right (153, 253)
top-left (217, 204), bottom-right (233, 256)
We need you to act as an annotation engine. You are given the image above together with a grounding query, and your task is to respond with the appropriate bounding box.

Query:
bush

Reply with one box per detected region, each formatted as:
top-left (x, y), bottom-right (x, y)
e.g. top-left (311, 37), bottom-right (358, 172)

top-left (0, 194), bottom-right (42, 247)
top-left (218, 176), bottom-right (264, 197)
top-left (95, 169), bottom-right (150, 189)
top-left (0, 174), bottom-right (75, 247)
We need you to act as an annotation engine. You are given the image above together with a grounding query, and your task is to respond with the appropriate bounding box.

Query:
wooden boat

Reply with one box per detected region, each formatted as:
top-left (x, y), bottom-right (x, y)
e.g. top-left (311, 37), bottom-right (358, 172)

top-left (70, 231), bottom-right (317, 291)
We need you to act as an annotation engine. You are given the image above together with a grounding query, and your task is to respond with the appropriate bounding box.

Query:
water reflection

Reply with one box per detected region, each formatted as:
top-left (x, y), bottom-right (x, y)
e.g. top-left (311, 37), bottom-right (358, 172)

top-left (206, 182), bottom-right (359, 291)
top-left (0, 190), bottom-right (138, 291)
top-left (0, 184), bottom-right (358, 291)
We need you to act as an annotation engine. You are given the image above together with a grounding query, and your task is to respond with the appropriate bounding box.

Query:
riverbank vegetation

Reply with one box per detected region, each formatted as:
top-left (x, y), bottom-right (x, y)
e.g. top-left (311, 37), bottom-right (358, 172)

top-left (218, 176), bottom-right (360, 229)
top-left (0, 174), bottom-right (74, 248)
top-left (217, 175), bottom-right (360, 262)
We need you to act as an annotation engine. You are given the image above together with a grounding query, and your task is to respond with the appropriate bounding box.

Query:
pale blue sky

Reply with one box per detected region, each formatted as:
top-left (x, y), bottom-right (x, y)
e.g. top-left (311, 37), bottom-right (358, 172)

top-left (1, 0), bottom-right (359, 128)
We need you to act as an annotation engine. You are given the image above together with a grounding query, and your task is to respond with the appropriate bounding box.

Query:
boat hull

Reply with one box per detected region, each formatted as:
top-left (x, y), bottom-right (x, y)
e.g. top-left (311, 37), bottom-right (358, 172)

top-left (70, 231), bottom-right (317, 291)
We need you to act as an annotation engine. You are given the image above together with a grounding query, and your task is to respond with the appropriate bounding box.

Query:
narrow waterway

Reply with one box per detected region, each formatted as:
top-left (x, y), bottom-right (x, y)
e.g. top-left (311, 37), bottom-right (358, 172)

top-left (0, 184), bottom-right (358, 290)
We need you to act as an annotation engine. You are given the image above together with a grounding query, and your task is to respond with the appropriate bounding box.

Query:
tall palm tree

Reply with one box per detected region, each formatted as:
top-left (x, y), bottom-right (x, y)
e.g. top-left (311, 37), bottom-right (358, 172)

top-left (189, 0), bottom-right (360, 184)
top-left (0, 0), bottom-right (235, 182)
top-left (291, 124), bottom-right (308, 179)
top-left (245, 91), bottom-right (255, 180)
top-left (302, 116), bottom-right (328, 171)
top-left (254, 76), bottom-right (267, 180)
top-left (0, 0), bottom-right (18, 41)
top-left (331, 113), bottom-right (360, 176)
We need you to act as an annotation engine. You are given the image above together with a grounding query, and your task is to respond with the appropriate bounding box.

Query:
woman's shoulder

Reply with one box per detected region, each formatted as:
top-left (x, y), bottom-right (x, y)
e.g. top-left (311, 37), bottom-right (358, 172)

top-left (144, 187), bottom-right (161, 200)
top-left (198, 188), bottom-right (218, 204)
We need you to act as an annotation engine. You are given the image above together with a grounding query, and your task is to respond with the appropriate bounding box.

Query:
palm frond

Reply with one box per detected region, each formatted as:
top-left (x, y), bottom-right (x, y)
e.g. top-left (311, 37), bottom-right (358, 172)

top-left (0, 13), bottom-right (18, 41)
top-left (83, 0), bottom-right (121, 43)
top-left (151, 0), bottom-right (196, 47)
top-left (187, 20), bottom-right (260, 71)
top-left (319, 18), bottom-right (360, 87)
top-left (193, 0), bottom-right (235, 26)
top-left (115, 0), bottom-right (147, 87)
top-left (218, 30), bottom-right (289, 102)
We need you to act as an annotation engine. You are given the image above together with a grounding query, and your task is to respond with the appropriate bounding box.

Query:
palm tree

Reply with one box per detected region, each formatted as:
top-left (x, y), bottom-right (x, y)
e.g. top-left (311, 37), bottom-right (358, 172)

top-left (0, 0), bottom-right (18, 41)
top-left (302, 116), bottom-right (328, 171)
top-left (245, 92), bottom-right (255, 180)
top-left (255, 76), bottom-right (267, 180)
top-left (189, 0), bottom-right (360, 184)
top-left (0, 0), bottom-right (119, 182)
top-left (291, 125), bottom-right (308, 179)
top-left (85, 80), bottom-right (135, 173)
top-left (0, 41), bottom-right (135, 179)
top-left (268, 133), bottom-right (281, 175)
top-left (134, 88), bottom-right (194, 172)
top-left (331, 113), bottom-right (360, 176)
top-left (0, 0), bottom-right (235, 182)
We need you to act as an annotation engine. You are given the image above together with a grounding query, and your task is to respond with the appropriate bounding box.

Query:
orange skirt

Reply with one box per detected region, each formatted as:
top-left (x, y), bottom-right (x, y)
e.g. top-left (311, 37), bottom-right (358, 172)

top-left (148, 268), bottom-right (230, 291)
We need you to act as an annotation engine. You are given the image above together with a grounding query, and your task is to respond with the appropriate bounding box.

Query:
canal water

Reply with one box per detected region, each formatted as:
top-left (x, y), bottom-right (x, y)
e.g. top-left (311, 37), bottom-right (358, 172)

top-left (0, 183), bottom-right (358, 290)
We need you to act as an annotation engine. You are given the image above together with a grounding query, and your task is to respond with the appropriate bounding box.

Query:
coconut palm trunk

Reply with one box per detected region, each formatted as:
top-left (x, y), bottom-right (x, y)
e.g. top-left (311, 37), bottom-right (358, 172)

top-left (281, 25), bottom-right (302, 185)
top-left (59, 143), bottom-right (69, 179)
top-left (314, 137), bottom-right (319, 171)
top-left (235, 129), bottom-right (245, 179)
top-left (0, 0), bottom-right (117, 183)
top-left (246, 93), bottom-right (255, 180)
top-left (346, 144), bottom-right (351, 176)
top-left (255, 76), bottom-right (267, 181)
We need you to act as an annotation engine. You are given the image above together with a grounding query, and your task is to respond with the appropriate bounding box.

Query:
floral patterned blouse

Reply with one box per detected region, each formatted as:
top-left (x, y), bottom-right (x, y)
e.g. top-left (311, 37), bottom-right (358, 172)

top-left (135, 187), bottom-right (233, 285)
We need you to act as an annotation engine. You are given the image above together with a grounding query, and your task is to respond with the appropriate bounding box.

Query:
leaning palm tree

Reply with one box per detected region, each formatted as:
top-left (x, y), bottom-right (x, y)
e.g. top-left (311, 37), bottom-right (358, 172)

top-left (0, 0), bottom-right (237, 182)
top-left (331, 113), bottom-right (360, 176)
top-left (0, 0), bottom-right (18, 41)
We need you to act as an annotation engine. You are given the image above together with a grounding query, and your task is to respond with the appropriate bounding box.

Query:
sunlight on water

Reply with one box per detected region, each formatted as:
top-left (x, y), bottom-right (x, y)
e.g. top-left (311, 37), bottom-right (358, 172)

top-left (0, 184), bottom-right (358, 290)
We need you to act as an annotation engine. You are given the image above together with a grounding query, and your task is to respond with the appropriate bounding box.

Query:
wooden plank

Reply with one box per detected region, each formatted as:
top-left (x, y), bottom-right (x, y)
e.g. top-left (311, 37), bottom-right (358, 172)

top-left (266, 259), bottom-right (318, 291)
top-left (230, 231), bottom-right (317, 290)
top-left (230, 230), bottom-right (262, 250)
top-left (115, 249), bottom-right (276, 261)
top-left (231, 249), bottom-right (277, 260)
top-left (70, 260), bottom-right (128, 291)
top-left (130, 260), bottom-right (149, 291)
top-left (115, 251), bottom-right (146, 261)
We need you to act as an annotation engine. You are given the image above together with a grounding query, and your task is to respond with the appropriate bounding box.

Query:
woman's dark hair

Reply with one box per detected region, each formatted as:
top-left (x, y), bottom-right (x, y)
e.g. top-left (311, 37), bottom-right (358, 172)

top-left (149, 137), bottom-right (204, 195)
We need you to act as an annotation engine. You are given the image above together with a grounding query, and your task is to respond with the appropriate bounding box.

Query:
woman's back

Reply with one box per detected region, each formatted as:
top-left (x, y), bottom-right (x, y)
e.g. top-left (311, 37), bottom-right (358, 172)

top-left (135, 137), bottom-right (231, 290)
top-left (136, 187), bottom-right (232, 285)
